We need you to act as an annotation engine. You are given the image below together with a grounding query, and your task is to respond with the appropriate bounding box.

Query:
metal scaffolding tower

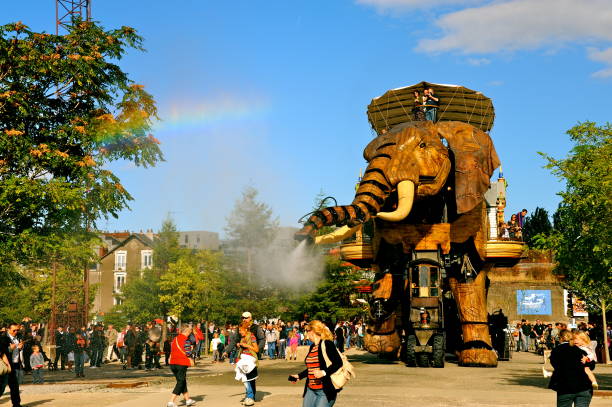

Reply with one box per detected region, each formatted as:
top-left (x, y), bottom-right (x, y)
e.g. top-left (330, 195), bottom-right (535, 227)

top-left (56, 0), bottom-right (91, 34)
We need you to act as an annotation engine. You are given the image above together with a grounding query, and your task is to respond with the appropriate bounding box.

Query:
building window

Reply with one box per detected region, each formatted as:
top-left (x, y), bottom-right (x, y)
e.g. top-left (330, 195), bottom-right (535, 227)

top-left (185, 234), bottom-right (189, 244)
top-left (141, 250), bottom-right (153, 269)
top-left (115, 251), bottom-right (127, 271)
top-left (114, 272), bottom-right (126, 293)
top-left (114, 297), bottom-right (123, 306)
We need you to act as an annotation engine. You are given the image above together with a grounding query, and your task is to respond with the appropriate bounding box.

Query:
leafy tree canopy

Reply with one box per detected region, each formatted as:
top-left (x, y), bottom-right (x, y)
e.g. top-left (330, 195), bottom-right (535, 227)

top-left (0, 20), bottom-right (162, 278)
top-left (225, 186), bottom-right (278, 249)
top-left (538, 121), bottom-right (611, 309)
top-left (523, 206), bottom-right (553, 248)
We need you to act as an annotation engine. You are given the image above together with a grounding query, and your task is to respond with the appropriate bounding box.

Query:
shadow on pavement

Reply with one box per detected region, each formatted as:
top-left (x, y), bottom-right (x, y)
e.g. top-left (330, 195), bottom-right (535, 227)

top-left (25, 399), bottom-right (54, 406)
top-left (255, 391), bottom-right (271, 402)
top-left (346, 353), bottom-right (400, 365)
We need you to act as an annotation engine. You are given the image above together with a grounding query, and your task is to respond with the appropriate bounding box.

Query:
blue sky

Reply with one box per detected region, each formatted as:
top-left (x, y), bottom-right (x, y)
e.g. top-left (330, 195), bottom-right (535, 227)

top-left (4, 1), bottom-right (611, 236)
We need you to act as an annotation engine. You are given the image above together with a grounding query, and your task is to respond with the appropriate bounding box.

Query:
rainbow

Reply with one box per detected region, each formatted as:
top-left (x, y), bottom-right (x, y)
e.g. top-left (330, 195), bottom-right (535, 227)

top-left (155, 97), bottom-right (271, 132)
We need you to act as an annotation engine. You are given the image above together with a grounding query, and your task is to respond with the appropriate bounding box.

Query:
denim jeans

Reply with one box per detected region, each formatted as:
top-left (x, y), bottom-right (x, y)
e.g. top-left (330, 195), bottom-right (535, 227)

top-left (32, 368), bottom-right (44, 383)
top-left (556, 390), bottom-right (592, 407)
top-left (346, 335), bottom-right (351, 349)
top-left (75, 351), bottom-right (85, 376)
top-left (303, 387), bottom-right (335, 407)
top-left (425, 107), bottom-right (437, 122)
top-left (278, 340), bottom-right (287, 359)
top-left (244, 380), bottom-right (256, 400)
top-left (267, 342), bottom-right (276, 359)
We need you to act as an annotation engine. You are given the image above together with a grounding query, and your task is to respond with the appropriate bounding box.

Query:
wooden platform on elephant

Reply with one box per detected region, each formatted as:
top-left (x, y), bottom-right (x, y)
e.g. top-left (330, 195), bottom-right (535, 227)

top-left (375, 203), bottom-right (487, 258)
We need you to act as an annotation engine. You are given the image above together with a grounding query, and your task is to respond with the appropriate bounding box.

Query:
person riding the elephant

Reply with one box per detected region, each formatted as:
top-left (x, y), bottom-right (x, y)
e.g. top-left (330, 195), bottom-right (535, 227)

top-left (424, 87), bottom-right (440, 122)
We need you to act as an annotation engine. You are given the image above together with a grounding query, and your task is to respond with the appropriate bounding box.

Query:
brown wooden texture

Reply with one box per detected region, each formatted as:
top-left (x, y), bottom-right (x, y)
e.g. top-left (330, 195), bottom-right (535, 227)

top-left (449, 271), bottom-right (498, 367)
top-left (372, 273), bottom-right (393, 300)
top-left (364, 313), bottom-right (401, 355)
top-left (367, 82), bottom-right (495, 134)
top-left (377, 223), bottom-right (452, 254)
top-left (449, 201), bottom-right (487, 260)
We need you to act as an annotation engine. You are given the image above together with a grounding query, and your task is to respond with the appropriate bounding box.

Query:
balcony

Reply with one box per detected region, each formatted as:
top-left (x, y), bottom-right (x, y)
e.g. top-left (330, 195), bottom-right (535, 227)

top-left (485, 240), bottom-right (526, 259)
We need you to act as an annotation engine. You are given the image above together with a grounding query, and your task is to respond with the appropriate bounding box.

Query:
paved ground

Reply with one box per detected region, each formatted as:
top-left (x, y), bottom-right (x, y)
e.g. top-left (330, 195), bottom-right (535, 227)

top-left (2, 350), bottom-right (611, 407)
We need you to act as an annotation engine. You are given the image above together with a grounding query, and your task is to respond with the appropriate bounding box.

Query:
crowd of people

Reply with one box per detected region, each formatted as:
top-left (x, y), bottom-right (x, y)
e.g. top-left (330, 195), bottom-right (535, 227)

top-left (0, 315), bottom-right (365, 407)
top-left (3, 315), bottom-right (610, 407)
top-left (511, 319), bottom-right (609, 358)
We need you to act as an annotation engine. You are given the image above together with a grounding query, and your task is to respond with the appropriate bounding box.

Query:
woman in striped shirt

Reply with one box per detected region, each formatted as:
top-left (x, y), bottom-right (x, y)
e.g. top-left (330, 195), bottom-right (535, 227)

top-left (290, 320), bottom-right (343, 407)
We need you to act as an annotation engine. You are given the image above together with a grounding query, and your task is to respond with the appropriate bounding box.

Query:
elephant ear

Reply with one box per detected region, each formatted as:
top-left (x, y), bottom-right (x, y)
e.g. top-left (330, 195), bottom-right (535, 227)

top-left (363, 132), bottom-right (398, 161)
top-left (436, 121), bottom-right (501, 214)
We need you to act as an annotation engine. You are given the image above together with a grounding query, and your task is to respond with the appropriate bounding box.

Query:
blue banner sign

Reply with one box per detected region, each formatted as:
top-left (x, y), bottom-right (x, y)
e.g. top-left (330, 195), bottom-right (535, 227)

top-left (517, 290), bottom-right (552, 315)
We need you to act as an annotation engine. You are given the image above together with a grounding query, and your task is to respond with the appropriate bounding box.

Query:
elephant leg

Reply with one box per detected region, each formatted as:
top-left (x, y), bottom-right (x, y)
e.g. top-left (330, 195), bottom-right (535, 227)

top-left (449, 271), bottom-right (498, 367)
top-left (364, 313), bottom-right (401, 356)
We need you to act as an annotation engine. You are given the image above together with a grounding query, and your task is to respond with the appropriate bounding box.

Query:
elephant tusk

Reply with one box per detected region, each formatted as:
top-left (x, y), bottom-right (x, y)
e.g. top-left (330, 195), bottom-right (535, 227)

top-left (376, 180), bottom-right (415, 222)
top-left (313, 224), bottom-right (362, 245)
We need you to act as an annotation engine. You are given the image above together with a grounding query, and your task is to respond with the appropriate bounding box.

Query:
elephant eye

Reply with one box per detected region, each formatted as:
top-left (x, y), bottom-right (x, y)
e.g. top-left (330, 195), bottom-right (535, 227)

top-left (419, 142), bottom-right (426, 148)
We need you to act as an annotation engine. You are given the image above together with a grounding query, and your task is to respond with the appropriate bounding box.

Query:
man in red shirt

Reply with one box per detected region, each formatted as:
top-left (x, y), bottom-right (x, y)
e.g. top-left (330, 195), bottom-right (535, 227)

top-left (167, 325), bottom-right (196, 407)
top-left (193, 323), bottom-right (205, 359)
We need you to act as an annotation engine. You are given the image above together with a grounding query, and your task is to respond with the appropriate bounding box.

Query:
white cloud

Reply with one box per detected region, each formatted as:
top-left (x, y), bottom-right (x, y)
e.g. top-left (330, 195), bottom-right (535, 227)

top-left (588, 47), bottom-right (612, 77)
top-left (356, 0), bottom-right (483, 9)
top-left (404, 0), bottom-right (612, 77)
top-left (416, 0), bottom-right (612, 54)
top-left (467, 57), bottom-right (491, 66)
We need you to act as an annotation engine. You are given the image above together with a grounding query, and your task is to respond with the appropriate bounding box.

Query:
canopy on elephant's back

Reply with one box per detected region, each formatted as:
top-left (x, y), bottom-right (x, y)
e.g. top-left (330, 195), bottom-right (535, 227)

top-left (367, 82), bottom-right (495, 135)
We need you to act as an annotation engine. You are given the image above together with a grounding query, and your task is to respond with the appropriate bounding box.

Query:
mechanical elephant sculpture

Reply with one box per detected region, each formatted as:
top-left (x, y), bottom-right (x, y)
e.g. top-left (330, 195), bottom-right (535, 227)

top-left (295, 120), bottom-right (501, 367)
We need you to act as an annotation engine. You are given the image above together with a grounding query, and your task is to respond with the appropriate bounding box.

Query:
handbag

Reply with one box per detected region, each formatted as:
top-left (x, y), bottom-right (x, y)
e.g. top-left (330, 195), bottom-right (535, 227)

top-left (0, 358), bottom-right (10, 375)
top-left (320, 340), bottom-right (355, 390)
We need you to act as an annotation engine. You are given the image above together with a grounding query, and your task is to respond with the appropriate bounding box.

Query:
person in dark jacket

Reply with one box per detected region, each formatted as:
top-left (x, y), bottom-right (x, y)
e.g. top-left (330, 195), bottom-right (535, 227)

top-left (0, 322), bottom-right (24, 407)
top-left (290, 320), bottom-right (343, 407)
top-left (549, 329), bottom-right (595, 407)
top-left (53, 326), bottom-right (66, 370)
top-left (223, 312), bottom-right (265, 360)
top-left (334, 322), bottom-right (345, 353)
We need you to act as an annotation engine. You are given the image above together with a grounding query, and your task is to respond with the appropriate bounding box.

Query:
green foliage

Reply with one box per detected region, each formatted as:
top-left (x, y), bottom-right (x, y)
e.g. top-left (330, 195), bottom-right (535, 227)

top-left (0, 20), bottom-right (162, 278)
top-left (298, 257), bottom-right (362, 323)
top-left (0, 232), bottom-right (99, 325)
top-left (115, 219), bottom-right (185, 322)
top-left (538, 121), bottom-right (612, 310)
top-left (115, 270), bottom-right (161, 324)
top-left (523, 206), bottom-right (552, 248)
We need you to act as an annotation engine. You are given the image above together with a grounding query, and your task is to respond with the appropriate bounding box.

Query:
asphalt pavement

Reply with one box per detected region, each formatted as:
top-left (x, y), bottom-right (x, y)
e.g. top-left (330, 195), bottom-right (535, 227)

top-left (3, 349), bottom-right (611, 407)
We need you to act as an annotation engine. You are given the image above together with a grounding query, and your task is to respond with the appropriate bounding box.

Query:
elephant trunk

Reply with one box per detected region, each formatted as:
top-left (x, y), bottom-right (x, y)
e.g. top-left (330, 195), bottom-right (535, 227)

top-left (295, 166), bottom-right (416, 243)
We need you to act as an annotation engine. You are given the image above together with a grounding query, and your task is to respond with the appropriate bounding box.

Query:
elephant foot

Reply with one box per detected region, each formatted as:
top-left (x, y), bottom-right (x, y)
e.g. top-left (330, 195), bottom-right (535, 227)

top-left (364, 332), bottom-right (401, 356)
top-left (458, 347), bottom-right (498, 367)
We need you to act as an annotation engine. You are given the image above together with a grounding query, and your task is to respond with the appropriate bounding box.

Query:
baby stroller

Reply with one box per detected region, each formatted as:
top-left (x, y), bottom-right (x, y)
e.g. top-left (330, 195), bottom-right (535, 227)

top-left (535, 336), bottom-right (548, 355)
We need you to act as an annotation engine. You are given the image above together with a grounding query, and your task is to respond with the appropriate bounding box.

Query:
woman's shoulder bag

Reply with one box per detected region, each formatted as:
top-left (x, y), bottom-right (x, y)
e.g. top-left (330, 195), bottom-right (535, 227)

top-left (321, 340), bottom-right (355, 390)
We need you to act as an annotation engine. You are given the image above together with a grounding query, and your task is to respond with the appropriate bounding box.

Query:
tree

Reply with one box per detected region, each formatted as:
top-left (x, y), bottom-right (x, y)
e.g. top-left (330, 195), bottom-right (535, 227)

top-left (116, 219), bottom-right (185, 323)
top-left (0, 21), bottom-right (162, 280)
top-left (225, 186), bottom-right (279, 277)
top-left (298, 257), bottom-right (362, 323)
top-left (225, 186), bottom-right (278, 249)
top-left (523, 206), bottom-right (552, 247)
top-left (539, 121), bottom-right (611, 363)
top-left (0, 232), bottom-right (98, 325)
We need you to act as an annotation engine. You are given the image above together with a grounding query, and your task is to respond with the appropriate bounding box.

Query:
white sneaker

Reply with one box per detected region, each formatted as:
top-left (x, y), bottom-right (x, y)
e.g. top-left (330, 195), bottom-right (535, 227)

top-left (185, 400), bottom-right (196, 406)
top-left (167, 402), bottom-right (177, 407)
top-left (243, 398), bottom-right (254, 406)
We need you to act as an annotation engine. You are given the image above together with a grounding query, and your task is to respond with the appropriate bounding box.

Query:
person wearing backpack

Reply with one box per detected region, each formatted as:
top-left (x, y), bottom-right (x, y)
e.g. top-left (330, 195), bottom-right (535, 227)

top-left (290, 320), bottom-right (343, 407)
